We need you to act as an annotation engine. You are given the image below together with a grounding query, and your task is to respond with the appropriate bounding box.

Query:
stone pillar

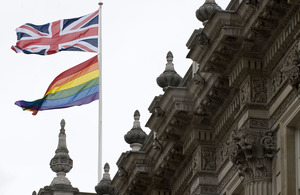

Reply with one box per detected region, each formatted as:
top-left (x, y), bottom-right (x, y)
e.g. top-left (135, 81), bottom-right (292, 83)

top-left (243, 179), bottom-right (272, 195)
top-left (227, 126), bottom-right (276, 194)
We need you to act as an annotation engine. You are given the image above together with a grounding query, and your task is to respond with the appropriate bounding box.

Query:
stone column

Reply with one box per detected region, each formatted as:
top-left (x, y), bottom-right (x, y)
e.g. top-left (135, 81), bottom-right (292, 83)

top-left (227, 127), bottom-right (276, 195)
top-left (243, 179), bottom-right (272, 195)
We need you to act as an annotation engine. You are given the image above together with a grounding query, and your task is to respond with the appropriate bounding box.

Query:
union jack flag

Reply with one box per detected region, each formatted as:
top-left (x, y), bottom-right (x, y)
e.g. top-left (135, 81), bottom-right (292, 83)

top-left (11, 11), bottom-right (98, 55)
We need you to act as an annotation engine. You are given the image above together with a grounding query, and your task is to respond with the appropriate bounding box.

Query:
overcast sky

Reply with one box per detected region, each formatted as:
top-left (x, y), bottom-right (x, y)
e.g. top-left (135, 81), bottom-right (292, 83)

top-left (0, 0), bottom-right (230, 194)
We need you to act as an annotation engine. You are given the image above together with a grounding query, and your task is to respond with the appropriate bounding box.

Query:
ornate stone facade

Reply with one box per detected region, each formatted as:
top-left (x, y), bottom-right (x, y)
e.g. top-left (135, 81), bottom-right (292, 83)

top-left (111, 0), bottom-right (300, 195)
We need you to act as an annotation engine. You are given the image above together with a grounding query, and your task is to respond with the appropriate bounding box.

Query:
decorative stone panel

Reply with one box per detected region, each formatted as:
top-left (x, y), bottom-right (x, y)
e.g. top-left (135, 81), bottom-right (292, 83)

top-left (251, 77), bottom-right (267, 103)
top-left (239, 76), bottom-right (267, 106)
top-left (201, 146), bottom-right (217, 171)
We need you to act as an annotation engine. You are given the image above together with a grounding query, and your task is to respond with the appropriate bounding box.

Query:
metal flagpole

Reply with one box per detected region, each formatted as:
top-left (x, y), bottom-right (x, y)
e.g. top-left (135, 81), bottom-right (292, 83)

top-left (98, 1), bottom-right (103, 182)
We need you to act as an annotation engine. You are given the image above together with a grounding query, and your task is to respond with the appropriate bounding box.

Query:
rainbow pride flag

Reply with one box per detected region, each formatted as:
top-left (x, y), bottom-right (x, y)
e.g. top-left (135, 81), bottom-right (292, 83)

top-left (15, 55), bottom-right (99, 115)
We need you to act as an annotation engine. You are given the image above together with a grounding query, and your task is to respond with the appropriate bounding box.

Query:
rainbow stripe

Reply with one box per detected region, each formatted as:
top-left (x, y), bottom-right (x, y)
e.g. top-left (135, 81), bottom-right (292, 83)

top-left (15, 55), bottom-right (99, 115)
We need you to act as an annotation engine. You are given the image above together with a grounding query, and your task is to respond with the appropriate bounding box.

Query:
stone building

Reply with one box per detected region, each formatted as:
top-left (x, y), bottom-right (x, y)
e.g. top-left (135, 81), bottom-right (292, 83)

top-left (111, 0), bottom-right (300, 195)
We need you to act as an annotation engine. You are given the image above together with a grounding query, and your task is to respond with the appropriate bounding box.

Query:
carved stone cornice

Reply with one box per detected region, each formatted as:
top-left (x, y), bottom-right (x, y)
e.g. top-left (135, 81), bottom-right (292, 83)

top-left (186, 28), bottom-right (209, 50)
top-left (190, 0), bottom-right (292, 74)
top-left (155, 143), bottom-right (183, 180)
top-left (160, 110), bottom-right (193, 143)
top-left (146, 88), bottom-right (194, 143)
top-left (247, 1), bottom-right (289, 42)
top-left (201, 35), bottom-right (242, 74)
top-left (227, 127), bottom-right (276, 182)
top-left (126, 172), bottom-right (152, 194)
top-left (187, 11), bottom-right (244, 72)
top-left (113, 151), bottom-right (153, 194)
top-left (146, 95), bottom-right (166, 133)
top-left (196, 77), bottom-right (229, 118)
top-left (264, 5), bottom-right (300, 71)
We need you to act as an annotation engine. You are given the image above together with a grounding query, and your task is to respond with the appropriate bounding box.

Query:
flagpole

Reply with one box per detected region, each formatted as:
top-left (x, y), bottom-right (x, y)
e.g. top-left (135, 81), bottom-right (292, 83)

top-left (98, 1), bottom-right (103, 181)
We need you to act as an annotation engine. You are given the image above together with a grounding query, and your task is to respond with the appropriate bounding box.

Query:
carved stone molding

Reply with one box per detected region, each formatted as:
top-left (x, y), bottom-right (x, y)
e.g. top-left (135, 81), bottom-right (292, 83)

top-left (270, 68), bottom-right (283, 95)
top-left (117, 166), bottom-right (128, 177)
top-left (248, 119), bottom-right (268, 129)
top-left (154, 106), bottom-right (165, 117)
top-left (240, 79), bottom-right (250, 105)
top-left (201, 147), bottom-right (217, 171)
top-left (270, 89), bottom-right (297, 127)
top-left (227, 127), bottom-right (276, 182)
top-left (193, 147), bottom-right (201, 172)
top-left (153, 131), bottom-right (163, 151)
top-left (269, 40), bottom-right (298, 101)
top-left (219, 141), bottom-right (229, 164)
top-left (193, 72), bottom-right (205, 86)
top-left (281, 40), bottom-right (300, 88)
top-left (196, 31), bottom-right (209, 46)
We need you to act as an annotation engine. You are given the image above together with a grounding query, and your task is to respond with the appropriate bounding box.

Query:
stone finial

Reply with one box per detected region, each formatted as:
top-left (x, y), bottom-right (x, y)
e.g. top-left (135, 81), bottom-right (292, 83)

top-left (60, 119), bottom-right (65, 129)
top-left (95, 163), bottom-right (116, 195)
top-left (156, 51), bottom-right (182, 91)
top-left (124, 110), bottom-right (148, 151)
top-left (50, 119), bottom-right (73, 186)
top-left (166, 51), bottom-right (174, 70)
top-left (196, 0), bottom-right (222, 26)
